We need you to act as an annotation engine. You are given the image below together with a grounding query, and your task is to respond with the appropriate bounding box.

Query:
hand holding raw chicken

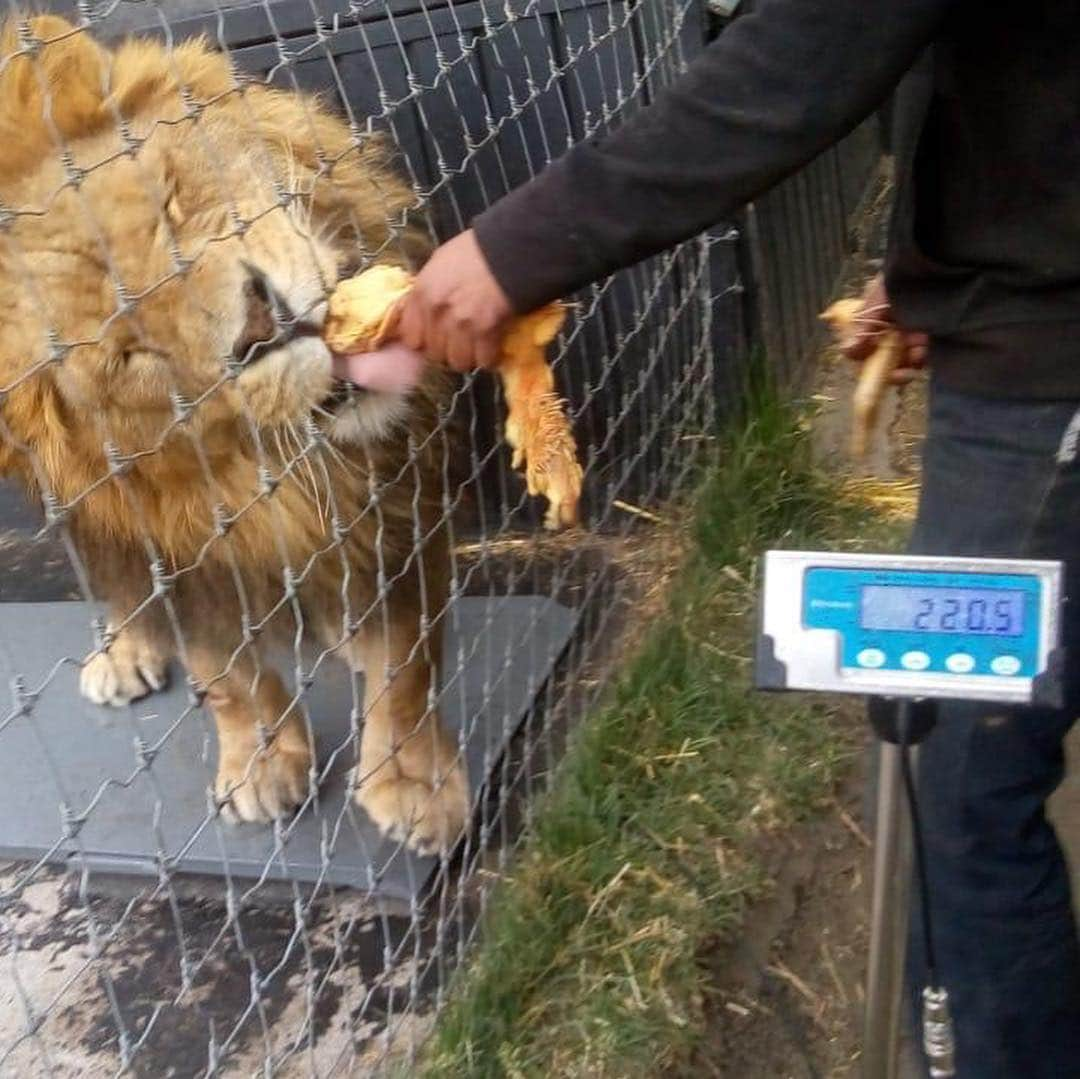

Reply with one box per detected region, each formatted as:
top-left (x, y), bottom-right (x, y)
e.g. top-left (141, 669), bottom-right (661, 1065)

top-left (820, 296), bottom-right (905, 459)
top-left (324, 266), bottom-right (582, 529)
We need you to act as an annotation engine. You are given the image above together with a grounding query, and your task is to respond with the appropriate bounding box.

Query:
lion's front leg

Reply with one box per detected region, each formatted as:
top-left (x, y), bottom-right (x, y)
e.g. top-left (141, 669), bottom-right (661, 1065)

top-left (80, 611), bottom-right (172, 708)
top-left (348, 595), bottom-right (468, 855)
top-left (186, 644), bottom-right (314, 824)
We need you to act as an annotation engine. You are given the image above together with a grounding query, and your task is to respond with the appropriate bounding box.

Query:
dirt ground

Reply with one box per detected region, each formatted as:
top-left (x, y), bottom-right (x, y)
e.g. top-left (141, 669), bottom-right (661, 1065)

top-left (694, 718), bottom-right (873, 1079)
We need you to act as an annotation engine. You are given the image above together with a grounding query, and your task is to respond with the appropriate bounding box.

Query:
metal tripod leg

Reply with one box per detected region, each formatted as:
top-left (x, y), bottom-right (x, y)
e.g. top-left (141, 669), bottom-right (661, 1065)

top-left (863, 740), bottom-right (915, 1079)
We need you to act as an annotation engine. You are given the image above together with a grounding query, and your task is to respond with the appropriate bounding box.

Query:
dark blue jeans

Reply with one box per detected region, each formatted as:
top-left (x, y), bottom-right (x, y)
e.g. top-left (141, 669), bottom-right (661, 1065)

top-left (906, 382), bottom-right (1080, 1077)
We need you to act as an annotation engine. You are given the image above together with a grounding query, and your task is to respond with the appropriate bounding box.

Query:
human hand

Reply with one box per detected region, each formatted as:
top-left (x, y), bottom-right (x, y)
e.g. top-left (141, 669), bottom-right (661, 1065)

top-left (397, 229), bottom-right (514, 373)
top-left (838, 273), bottom-right (928, 385)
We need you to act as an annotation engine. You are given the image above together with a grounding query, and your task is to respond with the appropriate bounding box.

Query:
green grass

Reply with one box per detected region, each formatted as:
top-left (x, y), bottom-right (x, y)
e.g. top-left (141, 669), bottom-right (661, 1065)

top-left (418, 379), bottom-right (906, 1078)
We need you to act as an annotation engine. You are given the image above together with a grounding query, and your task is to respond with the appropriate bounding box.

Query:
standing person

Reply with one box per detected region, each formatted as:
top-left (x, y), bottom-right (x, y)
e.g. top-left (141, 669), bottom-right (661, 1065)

top-left (394, 2), bottom-right (1080, 1076)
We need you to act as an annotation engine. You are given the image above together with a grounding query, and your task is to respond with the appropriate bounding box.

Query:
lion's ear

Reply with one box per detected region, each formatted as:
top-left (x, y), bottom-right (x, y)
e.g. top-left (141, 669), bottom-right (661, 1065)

top-left (0, 16), bottom-right (112, 181)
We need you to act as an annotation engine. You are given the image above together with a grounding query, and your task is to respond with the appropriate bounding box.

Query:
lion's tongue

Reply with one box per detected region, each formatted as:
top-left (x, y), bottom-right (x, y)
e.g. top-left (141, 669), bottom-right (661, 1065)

top-left (331, 344), bottom-right (425, 394)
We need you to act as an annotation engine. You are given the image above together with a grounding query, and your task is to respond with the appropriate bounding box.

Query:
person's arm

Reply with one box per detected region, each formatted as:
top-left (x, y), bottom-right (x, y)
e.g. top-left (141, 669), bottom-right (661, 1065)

top-left (399, 0), bottom-right (954, 370)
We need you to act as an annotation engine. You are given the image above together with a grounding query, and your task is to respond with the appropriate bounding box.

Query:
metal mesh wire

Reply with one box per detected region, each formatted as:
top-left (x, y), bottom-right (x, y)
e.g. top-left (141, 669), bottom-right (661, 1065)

top-left (0, 1), bottom-right (721, 1073)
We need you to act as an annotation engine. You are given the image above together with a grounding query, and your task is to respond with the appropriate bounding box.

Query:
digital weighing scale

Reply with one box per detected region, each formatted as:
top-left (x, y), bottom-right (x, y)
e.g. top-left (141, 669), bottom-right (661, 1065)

top-left (756, 551), bottom-right (1064, 706)
top-left (754, 551), bottom-right (1066, 1079)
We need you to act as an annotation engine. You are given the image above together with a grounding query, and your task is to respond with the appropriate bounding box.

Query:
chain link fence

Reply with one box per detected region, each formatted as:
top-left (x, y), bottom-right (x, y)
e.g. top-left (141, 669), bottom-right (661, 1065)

top-left (0, 2), bottom-right (879, 1074)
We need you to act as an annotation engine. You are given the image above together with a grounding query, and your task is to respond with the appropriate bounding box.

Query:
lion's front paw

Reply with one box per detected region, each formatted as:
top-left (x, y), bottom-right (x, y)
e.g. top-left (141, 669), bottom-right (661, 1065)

top-left (216, 741), bottom-right (313, 824)
top-left (80, 634), bottom-right (170, 707)
top-left (355, 756), bottom-right (469, 856)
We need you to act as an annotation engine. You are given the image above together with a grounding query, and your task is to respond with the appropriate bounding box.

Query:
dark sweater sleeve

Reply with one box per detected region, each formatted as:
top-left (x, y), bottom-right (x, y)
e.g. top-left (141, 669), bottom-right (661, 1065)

top-left (473, 0), bottom-right (954, 313)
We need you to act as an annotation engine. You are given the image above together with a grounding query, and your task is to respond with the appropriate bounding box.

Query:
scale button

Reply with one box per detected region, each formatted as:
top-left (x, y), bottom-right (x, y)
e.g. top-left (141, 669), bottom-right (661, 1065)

top-left (857, 648), bottom-right (886, 669)
top-left (901, 651), bottom-right (931, 671)
top-left (945, 653), bottom-right (976, 674)
top-left (990, 655), bottom-right (1022, 677)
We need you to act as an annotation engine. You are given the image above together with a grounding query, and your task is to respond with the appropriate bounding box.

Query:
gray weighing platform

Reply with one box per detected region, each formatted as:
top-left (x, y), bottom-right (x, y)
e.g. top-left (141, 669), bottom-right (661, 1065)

top-left (0, 597), bottom-right (576, 903)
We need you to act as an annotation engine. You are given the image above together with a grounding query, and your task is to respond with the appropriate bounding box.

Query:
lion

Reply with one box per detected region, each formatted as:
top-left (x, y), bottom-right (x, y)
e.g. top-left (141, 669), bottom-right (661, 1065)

top-left (0, 15), bottom-right (468, 854)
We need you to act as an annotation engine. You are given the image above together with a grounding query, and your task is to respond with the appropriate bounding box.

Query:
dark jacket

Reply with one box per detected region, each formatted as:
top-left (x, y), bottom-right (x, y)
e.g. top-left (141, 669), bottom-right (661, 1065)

top-left (473, 0), bottom-right (1080, 398)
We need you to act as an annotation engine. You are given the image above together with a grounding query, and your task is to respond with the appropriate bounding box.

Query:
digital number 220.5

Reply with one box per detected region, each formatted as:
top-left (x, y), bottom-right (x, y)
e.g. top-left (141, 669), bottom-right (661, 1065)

top-left (913, 598), bottom-right (1013, 633)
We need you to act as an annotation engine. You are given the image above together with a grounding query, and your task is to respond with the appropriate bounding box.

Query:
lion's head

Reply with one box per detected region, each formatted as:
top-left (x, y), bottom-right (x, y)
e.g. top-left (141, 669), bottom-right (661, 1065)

top-left (0, 16), bottom-right (437, 560)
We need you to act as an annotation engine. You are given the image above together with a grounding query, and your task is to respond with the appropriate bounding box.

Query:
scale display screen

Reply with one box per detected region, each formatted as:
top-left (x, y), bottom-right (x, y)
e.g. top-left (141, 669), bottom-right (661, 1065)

top-left (754, 552), bottom-right (1064, 705)
top-left (859, 585), bottom-right (1024, 637)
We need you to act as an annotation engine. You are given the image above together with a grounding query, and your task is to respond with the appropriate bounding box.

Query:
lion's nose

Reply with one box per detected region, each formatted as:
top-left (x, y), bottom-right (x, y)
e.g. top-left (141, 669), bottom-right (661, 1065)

top-left (232, 264), bottom-right (323, 368)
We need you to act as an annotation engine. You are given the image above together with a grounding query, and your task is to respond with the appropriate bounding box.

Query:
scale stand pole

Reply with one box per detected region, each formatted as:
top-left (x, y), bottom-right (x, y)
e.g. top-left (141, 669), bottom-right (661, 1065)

top-left (863, 738), bottom-right (915, 1079)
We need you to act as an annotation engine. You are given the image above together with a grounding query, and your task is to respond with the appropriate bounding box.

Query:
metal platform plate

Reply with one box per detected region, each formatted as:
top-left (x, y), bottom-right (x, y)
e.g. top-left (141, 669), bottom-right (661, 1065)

top-left (0, 597), bottom-right (576, 902)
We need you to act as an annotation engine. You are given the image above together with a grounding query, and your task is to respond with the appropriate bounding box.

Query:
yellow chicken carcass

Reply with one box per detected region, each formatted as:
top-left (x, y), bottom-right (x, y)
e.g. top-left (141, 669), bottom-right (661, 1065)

top-left (820, 297), bottom-right (905, 460)
top-left (323, 265), bottom-right (415, 352)
top-left (497, 303), bottom-right (582, 529)
top-left (324, 266), bottom-right (582, 530)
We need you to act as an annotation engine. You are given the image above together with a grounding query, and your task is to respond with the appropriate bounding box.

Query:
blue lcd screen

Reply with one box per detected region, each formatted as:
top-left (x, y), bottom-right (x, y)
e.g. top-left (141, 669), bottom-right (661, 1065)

top-left (860, 585), bottom-right (1024, 637)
